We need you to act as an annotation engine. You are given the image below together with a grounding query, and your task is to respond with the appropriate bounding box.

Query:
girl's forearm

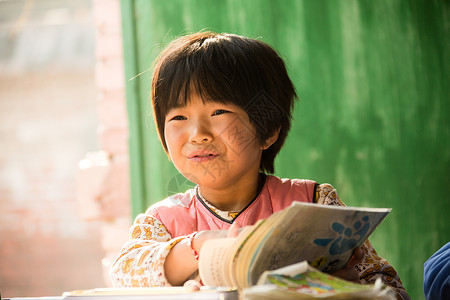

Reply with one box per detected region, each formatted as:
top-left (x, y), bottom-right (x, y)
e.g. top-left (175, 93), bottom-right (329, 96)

top-left (164, 237), bottom-right (199, 285)
top-left (164, 228), bottom-right (237, 285)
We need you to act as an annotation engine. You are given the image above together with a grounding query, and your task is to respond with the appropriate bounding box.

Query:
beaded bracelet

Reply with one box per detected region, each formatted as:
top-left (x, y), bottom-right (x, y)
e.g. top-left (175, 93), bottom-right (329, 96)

top-left (187, 231), bottom-right (200, 260)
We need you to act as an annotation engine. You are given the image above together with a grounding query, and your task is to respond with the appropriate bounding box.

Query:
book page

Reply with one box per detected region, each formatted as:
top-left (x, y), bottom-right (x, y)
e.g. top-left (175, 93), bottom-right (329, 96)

top-left (198, 222), bottom-right (261, 288)
top-left (63, 287), bottom-right (239, 300)
top-left (256, 261), bottom-right (310, 284)
top-left (230, 210), bottom-right (289, 288)
top-left (64, 287), bottom-right (231, 296)
top-left (199, 237), bottom-right (236, 287)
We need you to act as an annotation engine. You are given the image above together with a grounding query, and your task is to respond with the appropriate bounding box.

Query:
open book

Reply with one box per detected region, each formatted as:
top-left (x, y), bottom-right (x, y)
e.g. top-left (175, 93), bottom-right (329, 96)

top-left (199, 202), bottom-right (391, 289)
top-left (243, 261), bottom-right (396, 299)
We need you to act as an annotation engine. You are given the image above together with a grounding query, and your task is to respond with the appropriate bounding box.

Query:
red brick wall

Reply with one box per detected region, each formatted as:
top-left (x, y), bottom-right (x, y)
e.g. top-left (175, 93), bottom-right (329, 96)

top-left (76, 0), bottom-right (132, 289)
top-left (0, 0), bottom-right (130, 296)
top-left (0, 71), bottom-right (106, 297)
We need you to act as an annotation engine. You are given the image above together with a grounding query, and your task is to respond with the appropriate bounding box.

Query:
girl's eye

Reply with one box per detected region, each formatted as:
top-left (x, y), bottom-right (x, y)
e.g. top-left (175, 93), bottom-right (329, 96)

top-left (169, 115), bottom-right (186, 121)
top-left (212, 109), bottom-right (229, 116)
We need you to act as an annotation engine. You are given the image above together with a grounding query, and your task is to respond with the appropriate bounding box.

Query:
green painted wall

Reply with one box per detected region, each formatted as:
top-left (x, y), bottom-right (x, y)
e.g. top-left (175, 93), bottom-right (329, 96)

top-left (120, 1), bottom-right (449, 298)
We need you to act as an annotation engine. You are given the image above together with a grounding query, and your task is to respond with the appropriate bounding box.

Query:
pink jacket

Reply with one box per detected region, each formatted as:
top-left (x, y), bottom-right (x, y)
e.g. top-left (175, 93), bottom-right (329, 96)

top-left (147, 175), bottom-right (317, 237)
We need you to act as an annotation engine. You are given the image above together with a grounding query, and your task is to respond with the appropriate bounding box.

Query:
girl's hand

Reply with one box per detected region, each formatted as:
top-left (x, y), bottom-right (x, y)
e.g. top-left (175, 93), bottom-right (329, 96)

top-left (227, 222), bottom-right (240, 237)
top-left (329, 247), bottom-right (364, 283)
top-left (193, 222), bottom-right (241, 252)
top-left (183, 279), bottom-right (201, 291)
top-left (165, 223), bottom-right (242, 285)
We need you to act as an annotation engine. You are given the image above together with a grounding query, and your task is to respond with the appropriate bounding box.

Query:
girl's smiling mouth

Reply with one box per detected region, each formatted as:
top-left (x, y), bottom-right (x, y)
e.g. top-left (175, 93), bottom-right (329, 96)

top-left (188, 151), bottom-right (219, 162)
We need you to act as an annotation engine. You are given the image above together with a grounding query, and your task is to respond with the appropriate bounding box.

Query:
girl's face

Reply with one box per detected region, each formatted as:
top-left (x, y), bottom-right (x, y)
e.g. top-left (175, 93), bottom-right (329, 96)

top-left (164, 94), bottom-right (264, 191)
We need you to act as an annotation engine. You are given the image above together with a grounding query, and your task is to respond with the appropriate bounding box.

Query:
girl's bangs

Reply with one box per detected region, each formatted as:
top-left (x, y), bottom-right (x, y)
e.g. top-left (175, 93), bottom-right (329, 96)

top-left (164, 63), bottom-right (235, 113)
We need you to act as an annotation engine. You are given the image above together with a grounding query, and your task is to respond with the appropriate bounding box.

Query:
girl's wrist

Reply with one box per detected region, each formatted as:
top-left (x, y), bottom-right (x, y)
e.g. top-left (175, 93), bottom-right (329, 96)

top-left (187, 231), bottom-right (201, 260)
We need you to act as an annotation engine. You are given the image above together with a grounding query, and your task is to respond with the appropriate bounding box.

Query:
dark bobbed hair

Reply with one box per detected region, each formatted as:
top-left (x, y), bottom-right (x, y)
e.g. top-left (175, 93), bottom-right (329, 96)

top-left (151, 32), bottom-right (297, 174)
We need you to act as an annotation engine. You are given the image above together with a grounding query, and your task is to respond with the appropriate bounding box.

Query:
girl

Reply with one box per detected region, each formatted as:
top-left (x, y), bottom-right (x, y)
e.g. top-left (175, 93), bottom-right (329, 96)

top-left (110, 32), bottom-right (409, 299)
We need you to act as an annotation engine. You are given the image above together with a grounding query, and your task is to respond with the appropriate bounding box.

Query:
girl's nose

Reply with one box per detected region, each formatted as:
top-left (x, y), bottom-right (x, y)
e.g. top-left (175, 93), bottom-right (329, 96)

top-left (188, 119), bottom-right (213, 144)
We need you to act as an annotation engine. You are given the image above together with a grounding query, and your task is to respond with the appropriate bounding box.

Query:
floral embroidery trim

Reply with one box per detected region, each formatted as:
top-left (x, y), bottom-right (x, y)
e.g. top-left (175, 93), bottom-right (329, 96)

top-left (196, 186), bottom-right (240, 221)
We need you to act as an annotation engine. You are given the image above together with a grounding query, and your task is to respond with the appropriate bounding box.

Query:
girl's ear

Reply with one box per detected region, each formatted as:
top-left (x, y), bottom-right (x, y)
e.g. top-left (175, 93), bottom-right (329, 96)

top-left (261, 127), bottom-right (281, 150)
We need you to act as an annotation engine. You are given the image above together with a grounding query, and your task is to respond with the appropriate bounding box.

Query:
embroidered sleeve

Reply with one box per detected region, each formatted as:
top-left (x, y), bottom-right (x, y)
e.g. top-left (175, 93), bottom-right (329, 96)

top-left (110, 214), bottom-right (185, 287)
top-left (316, 184), bottom-right (410, 300)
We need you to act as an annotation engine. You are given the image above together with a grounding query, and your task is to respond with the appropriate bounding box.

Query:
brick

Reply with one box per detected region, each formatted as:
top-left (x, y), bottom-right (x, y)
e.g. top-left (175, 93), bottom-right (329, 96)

top-left (77, 152), bottom-right (130, 220)
top-left (97, 90), bottom-right (128, 129)
top-left (95, 59), bottom-right (125, 90)
top-left (96, 33), bottom-right (123, 60)
top-left (76, 151), bottom-right (111, 220)
top-left (99, 126), bottom-right (128, 155)
top-left (97, 158), bottom-right (131, 219)
top-left (92, 0), bottom-right (122, 29)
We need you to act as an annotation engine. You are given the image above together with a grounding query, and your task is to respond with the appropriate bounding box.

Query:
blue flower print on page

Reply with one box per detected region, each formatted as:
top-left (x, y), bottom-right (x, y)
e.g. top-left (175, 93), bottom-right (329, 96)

top-left (313, 216), bottom-right (370, 255)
